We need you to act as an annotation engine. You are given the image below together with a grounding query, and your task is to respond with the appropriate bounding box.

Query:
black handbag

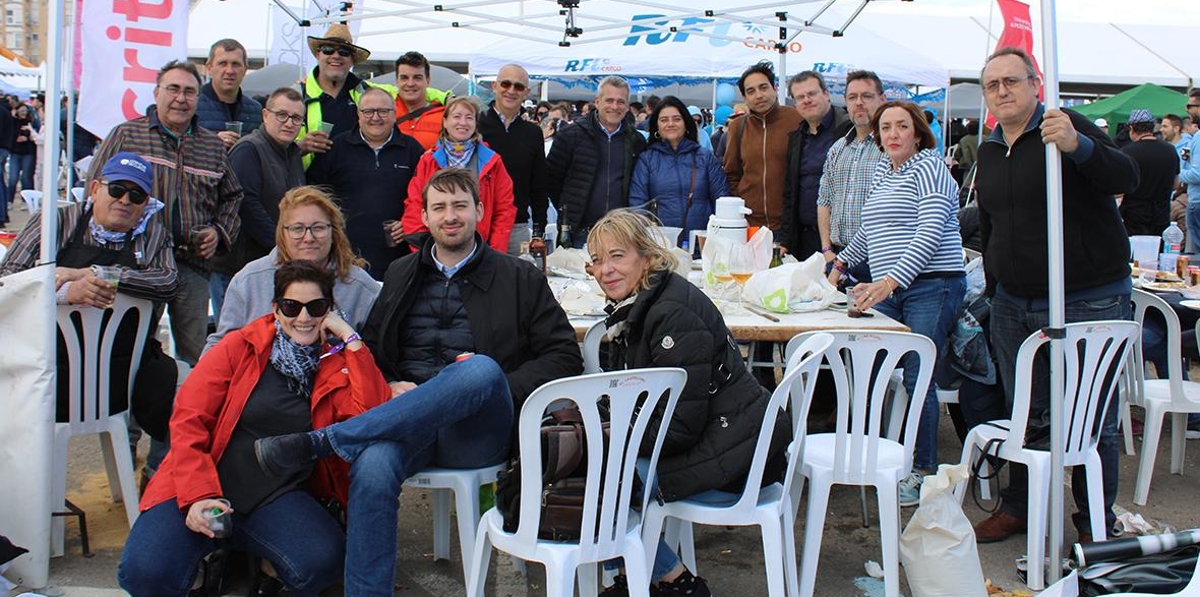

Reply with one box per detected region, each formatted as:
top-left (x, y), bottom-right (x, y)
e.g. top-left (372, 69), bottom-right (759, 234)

top-left (1078, 544), bottom-right (1198, 595)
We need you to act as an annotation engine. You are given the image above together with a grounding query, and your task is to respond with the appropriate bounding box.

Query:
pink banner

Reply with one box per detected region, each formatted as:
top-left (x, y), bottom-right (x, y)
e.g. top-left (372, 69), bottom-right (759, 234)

top-left (76, 0), bottom-right (188, 139)
top-left (987, 0), bottom-right (1043, 129)
top-left (73, 0), bottom-right (83, 89)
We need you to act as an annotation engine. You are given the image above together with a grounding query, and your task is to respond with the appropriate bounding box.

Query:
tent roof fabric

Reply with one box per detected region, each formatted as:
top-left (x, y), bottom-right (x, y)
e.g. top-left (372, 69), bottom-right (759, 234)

top-left (1067, 83), bottom-right (1189, 126)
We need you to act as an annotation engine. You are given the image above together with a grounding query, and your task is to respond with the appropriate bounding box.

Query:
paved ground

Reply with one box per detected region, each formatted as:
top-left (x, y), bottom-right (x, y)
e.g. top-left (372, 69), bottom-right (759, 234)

top-left (5, 204), bottom-right (1200, 597)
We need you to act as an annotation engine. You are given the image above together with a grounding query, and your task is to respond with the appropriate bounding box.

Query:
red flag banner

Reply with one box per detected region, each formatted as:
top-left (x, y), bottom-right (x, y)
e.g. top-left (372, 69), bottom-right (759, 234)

top-left (986, 0), bottom-right (1043, 128)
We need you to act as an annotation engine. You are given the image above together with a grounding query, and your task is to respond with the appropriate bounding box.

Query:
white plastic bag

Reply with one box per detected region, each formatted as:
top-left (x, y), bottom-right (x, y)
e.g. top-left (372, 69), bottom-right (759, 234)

top-left (899, 463), bottom-right (987, 597)
top-left (741, 251), bottom-right (837, 312)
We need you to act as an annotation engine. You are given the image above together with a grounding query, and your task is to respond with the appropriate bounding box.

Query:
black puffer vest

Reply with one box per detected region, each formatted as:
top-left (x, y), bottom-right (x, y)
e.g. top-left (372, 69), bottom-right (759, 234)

top-left (396, 268), bottom-right (475, 383)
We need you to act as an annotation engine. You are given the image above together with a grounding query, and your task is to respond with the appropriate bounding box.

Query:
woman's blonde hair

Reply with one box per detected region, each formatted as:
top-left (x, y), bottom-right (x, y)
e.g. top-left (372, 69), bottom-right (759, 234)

top-left (439, 96), bottom-right (483, 145)
top-left (275, 185), bottom-right (366, 281)
top-left (587, 208), bottom-right (677, 291)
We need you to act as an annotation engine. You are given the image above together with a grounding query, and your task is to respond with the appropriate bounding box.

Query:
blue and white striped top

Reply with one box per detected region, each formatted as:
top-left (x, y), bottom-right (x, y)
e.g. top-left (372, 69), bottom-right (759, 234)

top-left (838, 148), bottom-right (963, 288)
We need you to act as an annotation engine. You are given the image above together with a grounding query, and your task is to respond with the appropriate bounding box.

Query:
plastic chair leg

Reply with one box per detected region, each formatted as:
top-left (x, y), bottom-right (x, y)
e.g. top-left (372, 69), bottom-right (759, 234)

top-left (431, 487), bottom-right (451, 561)
top-left (105, 418), bottom-right (140, 527)
top-left (50, 429), bottom-right (70, 557)
top-left (759, 517), bottom-right (788, 597)
top-left (782, 508), bottom-right (801, 597)
top-left (452, 477), bottom-right (483, 584)
top-left (1170, 412), bottom-right (1187, 475)
top-left (1120, 399), bottom-right (1136, 456)
top-left (1133, 405), bottom-right (1166, 505)
top-left (677, 521), bottom-right (696, 573)
top-left (545, 553), bottom-right (580, 597)
top-left (622, 541), bottom-right (653, 597)
top-left (798, 475), bottom-right (832, 597)
top-left (465, 523), bottom-right (492, 597)
top-left (1084, 454), bottom-right (1107, 543)
top-left (875, 481), bottom-right (902, 597)
top-left (577, 562), bottom-right (598, 597)
top-left (99, 434), bottom-right (124, 503)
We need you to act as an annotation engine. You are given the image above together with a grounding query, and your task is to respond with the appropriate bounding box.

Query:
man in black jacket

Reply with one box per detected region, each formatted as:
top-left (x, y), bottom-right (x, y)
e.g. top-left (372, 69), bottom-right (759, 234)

top-left (781, 70), bottom-right (852, 258)
top-left (255, 168), bottom-right (582, 597)
top-left (546, 76), bottom-right (647, 247)
top-left (971, 47), bottom-right (1140, 546)
top-left (478, 63), bottom-right (549, 255)
top-left (307, 87), bottom-right (423, 279)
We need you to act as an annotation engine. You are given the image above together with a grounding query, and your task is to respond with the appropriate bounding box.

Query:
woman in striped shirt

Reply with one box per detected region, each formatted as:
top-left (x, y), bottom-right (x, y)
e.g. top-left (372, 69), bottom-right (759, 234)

top-left (828, 100), bottom-right (966, 507)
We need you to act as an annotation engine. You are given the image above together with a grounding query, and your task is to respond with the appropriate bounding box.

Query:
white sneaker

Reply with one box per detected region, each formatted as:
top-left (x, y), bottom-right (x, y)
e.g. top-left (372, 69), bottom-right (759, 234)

top-left (899, 470), bottom-right (924, 507)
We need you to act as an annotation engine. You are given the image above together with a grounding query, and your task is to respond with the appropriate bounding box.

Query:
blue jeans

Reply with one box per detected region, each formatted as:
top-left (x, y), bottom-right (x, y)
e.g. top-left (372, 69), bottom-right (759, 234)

top-left (325, 356), bottom-right (514, 597)
top-left (990, 287), bottom-right (1129, 532)
top-left (873, 275), bottom-right (966, 472)
top-left (209, 271), bottom-right (231, 323)
top-left (1188, 195), bottom-right (1200, 255)
top-left (7, 152), bottom-right (33, 200)
top-left (118, 491), bottom-right (344, 597)
top-left (169, 262), bottom-right (211, 366)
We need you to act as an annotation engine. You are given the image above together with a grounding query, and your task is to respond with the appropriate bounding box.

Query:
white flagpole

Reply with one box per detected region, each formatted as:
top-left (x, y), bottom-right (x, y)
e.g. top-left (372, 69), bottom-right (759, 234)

top-left (1040, 0), bottom-right (1067, 585)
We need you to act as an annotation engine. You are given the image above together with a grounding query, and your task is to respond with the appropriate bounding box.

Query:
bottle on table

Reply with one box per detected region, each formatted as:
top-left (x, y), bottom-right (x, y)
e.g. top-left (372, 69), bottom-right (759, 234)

top-left (529, 224), bottom-right (547, 274)
top-left (1163, 222), bottom-right (1184, 254)
top-left (770, 243), bottom-right (784, 268)
top-left (557, 206), bottom-right (574, 249)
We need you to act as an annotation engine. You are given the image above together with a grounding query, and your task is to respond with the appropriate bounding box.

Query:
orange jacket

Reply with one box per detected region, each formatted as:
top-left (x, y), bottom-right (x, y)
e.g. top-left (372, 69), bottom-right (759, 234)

top-left (395, 99), bottom-right (445, 151)
top-left (403, 142), bottom-right (516, 253)
top-left (139, 315), bottom-right (390, 512)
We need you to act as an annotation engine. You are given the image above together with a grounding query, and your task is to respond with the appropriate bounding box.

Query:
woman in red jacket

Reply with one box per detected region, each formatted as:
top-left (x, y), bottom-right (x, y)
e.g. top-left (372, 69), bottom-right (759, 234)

top-left (117, 260), bottom-right (390, 597)
top-left (403, 95), bottom-right (517, 252)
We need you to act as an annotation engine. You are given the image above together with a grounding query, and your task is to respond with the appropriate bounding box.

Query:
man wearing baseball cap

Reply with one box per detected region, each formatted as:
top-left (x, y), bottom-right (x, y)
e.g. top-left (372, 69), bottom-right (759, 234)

top-left (0, 151), bottom-right (178, 437)
top-left (1120, 108), bottom-right (1178, 236)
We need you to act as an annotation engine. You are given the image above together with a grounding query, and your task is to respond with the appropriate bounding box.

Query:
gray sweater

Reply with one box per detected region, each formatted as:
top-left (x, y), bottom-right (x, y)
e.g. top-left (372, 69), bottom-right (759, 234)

top-left (202, 248), bottom-right (381, 355)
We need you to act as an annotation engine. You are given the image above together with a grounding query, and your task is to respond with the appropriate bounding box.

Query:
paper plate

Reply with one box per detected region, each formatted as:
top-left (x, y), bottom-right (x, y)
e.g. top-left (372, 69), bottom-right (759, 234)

top-left (1141, 281), bottom-right (1185, 293)
top-left (1180, 300), bottom-right (1200, 311)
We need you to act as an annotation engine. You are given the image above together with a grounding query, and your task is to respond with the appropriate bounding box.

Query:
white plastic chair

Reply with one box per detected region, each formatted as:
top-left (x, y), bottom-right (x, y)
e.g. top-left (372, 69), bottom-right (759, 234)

top-left (786, 330), bottom-right (936, 597)
top-left (582, 320), bottom-right (607, 374)
top-left (466, 368), bottom-right (687, 597)
top-left (20, 189), bottom-right (42, 213)
top-left (52, 295), bottom-right (154, 556)
top-left (403, 463), bottom-right (506, 585)
top-left (1128, 289), bottom-right (1200, 505)
top-left (952, 321), bottom-right (1140, 590)
top-left (641, 333), bottom-right (833, 597)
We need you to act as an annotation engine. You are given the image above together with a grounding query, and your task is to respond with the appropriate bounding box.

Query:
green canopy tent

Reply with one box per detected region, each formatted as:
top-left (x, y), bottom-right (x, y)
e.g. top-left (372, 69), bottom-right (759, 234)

top-left (1071, 82), bottom-right (1189, 128)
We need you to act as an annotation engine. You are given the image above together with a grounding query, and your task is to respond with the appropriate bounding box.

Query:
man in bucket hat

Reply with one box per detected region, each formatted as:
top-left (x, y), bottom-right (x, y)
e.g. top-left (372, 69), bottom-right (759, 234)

top-left (297, 23), bottom-right (393, 167)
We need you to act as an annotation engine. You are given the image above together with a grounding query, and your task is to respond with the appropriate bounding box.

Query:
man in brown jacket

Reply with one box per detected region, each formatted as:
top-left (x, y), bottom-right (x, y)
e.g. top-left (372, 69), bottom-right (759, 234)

top-left (722, 60), bottom-right (802, 233)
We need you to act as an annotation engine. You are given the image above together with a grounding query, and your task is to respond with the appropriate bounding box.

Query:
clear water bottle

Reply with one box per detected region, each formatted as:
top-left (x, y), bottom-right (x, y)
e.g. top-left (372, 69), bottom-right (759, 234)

top-left (1163, 222), bottom-right (1184, 254)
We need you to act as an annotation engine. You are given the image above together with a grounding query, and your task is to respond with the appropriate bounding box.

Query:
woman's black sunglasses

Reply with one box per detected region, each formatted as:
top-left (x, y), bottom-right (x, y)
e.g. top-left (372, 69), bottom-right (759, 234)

top-left (103, 181), bottom-right (149, 205)
top-left (276, 298), bottom-right (332, 318)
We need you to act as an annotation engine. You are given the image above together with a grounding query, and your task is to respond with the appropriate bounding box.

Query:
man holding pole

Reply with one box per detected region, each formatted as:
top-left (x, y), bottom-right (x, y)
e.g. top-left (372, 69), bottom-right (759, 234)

top-left (971, 47), bottom-right (1139, 545)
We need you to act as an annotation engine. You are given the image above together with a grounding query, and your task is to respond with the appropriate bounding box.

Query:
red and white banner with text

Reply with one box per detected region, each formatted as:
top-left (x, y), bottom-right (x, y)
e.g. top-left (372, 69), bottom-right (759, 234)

top-left (77, 0), bottom-right (189, 139)
top-left (987, 0), bottom-right (1044, 128)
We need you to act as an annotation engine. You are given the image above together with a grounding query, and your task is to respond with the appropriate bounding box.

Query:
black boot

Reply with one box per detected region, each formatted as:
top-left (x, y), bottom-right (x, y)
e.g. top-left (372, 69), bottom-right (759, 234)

top-left (657, 570), bottom-right (711, 597)
top-left (254, 433), bottom-right (320, 477)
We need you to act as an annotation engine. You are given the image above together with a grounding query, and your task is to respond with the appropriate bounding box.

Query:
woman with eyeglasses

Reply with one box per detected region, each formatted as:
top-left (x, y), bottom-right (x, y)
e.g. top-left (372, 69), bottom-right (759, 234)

top-left (205, 186), bottom-right (380, 355)
top-left (402, 95), bottom-right (517, 252)
top-left (120, 259), bottom-right (391, 597)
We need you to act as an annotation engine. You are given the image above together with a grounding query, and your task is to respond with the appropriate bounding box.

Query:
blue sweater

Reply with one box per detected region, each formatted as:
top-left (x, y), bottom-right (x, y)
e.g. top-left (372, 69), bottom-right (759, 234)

top-left (629, 138), bottom-right (729, 237)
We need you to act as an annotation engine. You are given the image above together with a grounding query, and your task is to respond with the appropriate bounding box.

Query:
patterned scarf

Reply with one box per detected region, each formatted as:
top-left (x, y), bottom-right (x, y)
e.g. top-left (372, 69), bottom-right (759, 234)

top-left (269, 320), bottom-right (321, 398)
top-left (86, 197), bottom-right (166, 245)
top-left (444, 139), bottom-right (476, 169)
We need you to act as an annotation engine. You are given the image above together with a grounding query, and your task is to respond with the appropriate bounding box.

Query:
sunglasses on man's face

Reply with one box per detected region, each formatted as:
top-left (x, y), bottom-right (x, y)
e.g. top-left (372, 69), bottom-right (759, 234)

top-left (497, 79), bottom-right (529, 93)
top-left (318, 45), bottom-right (354, 58)
top-left (103, 181), bottom-right (149, 205)
top-left (276, 297), bottom-right (332, 318)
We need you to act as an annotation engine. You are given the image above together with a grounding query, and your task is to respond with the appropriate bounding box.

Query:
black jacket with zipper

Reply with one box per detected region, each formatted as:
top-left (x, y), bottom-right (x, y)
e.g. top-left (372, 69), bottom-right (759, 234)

top-left (976, 105), bottom-right (1139, 297)
top-left (545, 111), bottom-right (646, 229)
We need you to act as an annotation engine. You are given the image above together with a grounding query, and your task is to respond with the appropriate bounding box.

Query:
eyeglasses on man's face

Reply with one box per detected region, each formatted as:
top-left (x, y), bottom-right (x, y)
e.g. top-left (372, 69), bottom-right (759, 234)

top-left (359, 108), bottom-right (395, 120)
top-left (497, 79), bottom-right (529, 93)
top-left (266, 108), bottom-right (305, 126)
top-left (983, 76), bottom-right (1034, 94)
top-left (158, 84), bottom-right (199, 100)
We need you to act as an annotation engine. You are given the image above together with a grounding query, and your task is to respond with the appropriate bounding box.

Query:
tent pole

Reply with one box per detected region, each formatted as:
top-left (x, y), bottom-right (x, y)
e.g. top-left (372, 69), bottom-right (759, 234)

top-left (64, 2), bottom-right (76, 191)
top-left (1040, 0), bottom-right (1067, 586)
top-left (942, 85), bottom-right (950, 156)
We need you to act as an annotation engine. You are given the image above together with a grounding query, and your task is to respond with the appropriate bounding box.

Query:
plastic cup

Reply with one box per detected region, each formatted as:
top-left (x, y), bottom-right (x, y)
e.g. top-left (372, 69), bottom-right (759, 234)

top-left (203, 498), bottom-right (232, 538)
top-left (190, 225), bottom-right (212, 257)
top-left (1130, 236), bottom-right (1160, 270)
top-left (224, 121), bottom-right (243, 135)
top-left (92, 265), bottom-right (120, 292)
top-left (846, 286), bottom-right (863, 318)
top-left (317, 121), bottom-right (335, 135)
top-left (382, 220), bottom-right (399, 248)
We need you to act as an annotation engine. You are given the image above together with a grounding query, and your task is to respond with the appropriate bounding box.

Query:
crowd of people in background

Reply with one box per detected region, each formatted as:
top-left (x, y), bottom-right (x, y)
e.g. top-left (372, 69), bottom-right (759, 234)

top-left (4, 17), bottom-right (1197, 597)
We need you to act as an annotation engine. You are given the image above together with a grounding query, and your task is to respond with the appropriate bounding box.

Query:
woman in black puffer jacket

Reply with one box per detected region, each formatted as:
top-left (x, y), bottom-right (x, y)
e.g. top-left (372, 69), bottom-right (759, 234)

top-left (587, 208), bottom-right (790, 597)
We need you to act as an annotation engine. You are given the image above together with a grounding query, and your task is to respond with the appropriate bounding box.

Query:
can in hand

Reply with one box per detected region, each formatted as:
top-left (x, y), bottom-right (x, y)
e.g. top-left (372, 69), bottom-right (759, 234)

top-left (1178, 255), bottom-right (1190, 280)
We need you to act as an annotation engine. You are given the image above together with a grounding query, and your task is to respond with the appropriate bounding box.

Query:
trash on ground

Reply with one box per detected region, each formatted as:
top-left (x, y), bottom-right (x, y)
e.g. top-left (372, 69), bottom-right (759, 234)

top-left (864, 560), bottom-right (884, 579)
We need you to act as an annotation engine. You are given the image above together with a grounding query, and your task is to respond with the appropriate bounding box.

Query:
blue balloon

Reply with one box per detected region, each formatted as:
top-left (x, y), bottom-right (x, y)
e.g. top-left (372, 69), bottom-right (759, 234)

top-left (713, 105), bottom-right (734, 126)
top-left (716, 83), bottom-right (738, 106)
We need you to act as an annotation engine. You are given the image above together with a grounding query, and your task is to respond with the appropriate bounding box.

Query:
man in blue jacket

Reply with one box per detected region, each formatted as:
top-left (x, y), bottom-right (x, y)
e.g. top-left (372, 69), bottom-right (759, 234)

top-left (971, 47), bottom-right (1139, 545)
